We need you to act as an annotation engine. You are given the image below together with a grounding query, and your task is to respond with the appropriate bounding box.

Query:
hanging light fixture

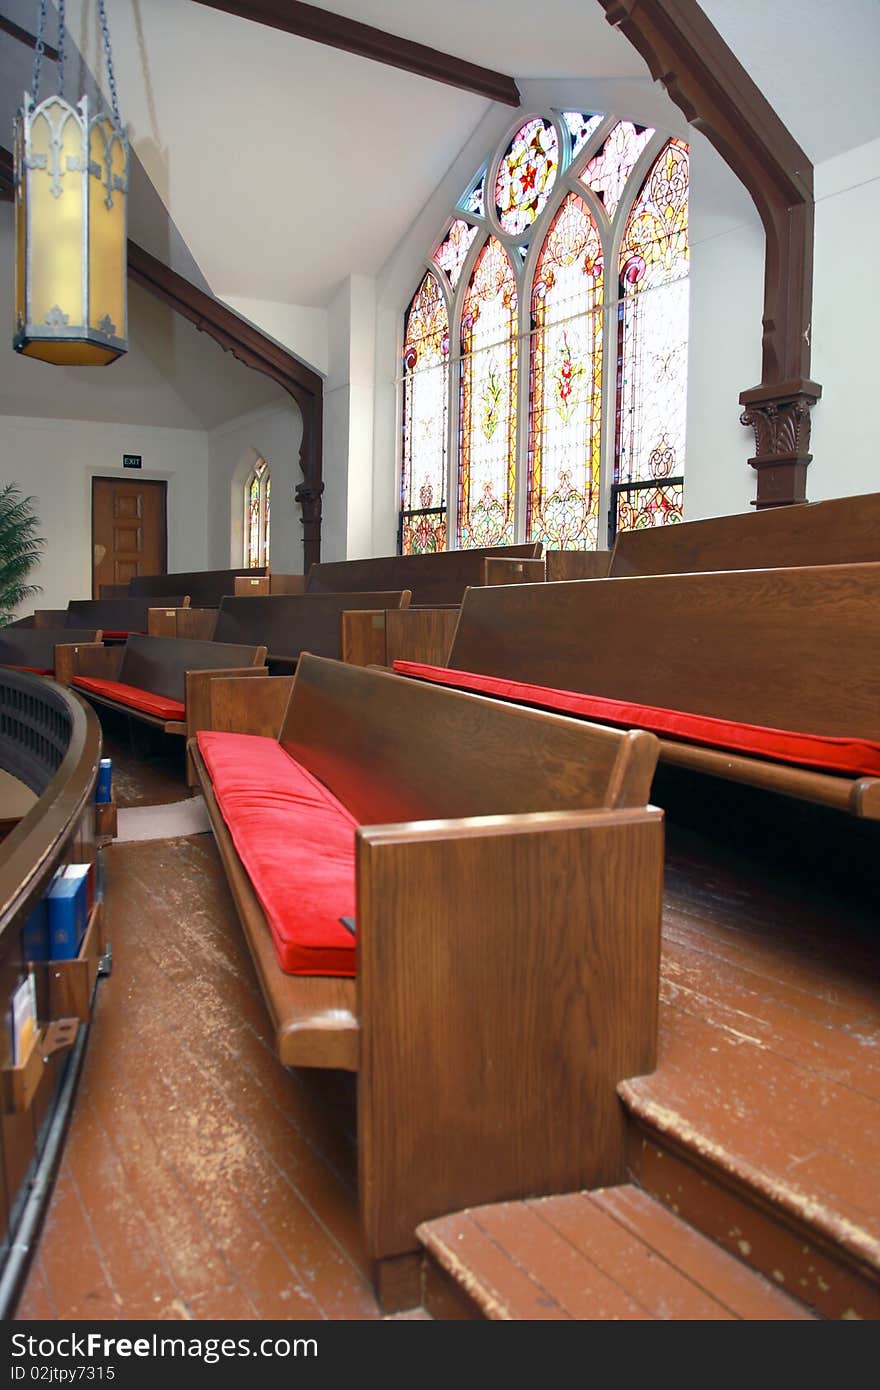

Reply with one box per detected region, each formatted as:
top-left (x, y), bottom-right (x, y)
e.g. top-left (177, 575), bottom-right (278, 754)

top-left (14, 0), bottom-right (128, 365)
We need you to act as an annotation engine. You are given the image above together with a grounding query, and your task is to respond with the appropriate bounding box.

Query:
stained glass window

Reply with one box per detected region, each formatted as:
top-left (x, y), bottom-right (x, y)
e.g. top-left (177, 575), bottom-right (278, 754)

top-left (400, 272), bottom-right (449, 555)
top-left (612, 139), bottom-right (689, 539)
top-left (244, 457), bottom-right (270, 567)
top-left (458, 238), bottom-right (518, 548)
top-left (562, 111), bottom-right (604, 159)
top-left (399, 112), bottom-right (689, 556)
top-left (528, 194), bottom-right (604, 550)
top-left (433, 219), bottom-right (480, 289)
top-left (580, 120), bottom-right (654, 219)
top-left (494, 118), bottom-right (559, 236)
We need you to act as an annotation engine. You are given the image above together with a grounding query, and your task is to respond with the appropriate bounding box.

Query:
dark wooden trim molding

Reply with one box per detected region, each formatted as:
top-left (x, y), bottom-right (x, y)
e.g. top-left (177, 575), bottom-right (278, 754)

top-left (190, 0), bottom-right (521, 106)
top-left (0, 14), bottom-right (60, 63)
top-left (0, 145), bottom-right (323, 566)
top-left (597, 0), bottom-right (822, 507)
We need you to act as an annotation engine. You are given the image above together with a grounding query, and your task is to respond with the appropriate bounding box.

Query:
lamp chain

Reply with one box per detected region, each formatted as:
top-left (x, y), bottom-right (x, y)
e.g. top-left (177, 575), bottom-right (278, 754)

top-left (97, 0), bottom-right (122, 127)
top-left (30, 0), bottom-right (48, 105)
top-left (57, 0), bottom-right (66, 99)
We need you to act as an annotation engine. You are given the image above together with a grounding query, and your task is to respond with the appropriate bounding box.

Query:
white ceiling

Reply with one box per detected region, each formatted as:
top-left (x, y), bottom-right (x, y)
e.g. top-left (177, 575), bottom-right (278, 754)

top-left (53, 0), bottom-right (880, 315)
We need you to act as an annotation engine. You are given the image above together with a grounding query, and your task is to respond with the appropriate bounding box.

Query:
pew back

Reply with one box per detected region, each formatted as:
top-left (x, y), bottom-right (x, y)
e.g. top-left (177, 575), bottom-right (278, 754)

top-left (278, 655), bottom-right (657, 824)
top-left (609, 492), bottom-right (880, 577)
top-left (305, 543), bottom-right (542, 605)
top-left (129, 567), bottom-right (268, 606)
top-left (67, 596), bottom-right (190, 632)
top-left (119, 634), bottom-right (268, 702)
top-left (0, 629), bottom-right (101, 671)
top-left (446, 564), bottom-right (880, 741)
top-left (212, 591), bottom-right (412, 662)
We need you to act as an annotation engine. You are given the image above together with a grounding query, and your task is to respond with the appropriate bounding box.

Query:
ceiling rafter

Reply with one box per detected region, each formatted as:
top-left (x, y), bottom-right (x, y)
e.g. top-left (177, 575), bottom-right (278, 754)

top-left (190, 0), bottom-right (521, 105)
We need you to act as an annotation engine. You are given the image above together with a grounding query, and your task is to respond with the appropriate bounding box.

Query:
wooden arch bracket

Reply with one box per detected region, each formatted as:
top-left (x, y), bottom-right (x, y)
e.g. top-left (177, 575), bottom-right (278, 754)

top-left (597, 0), bottom-right (823, 507)
top-left (0, 146), bottom-right (324, 567)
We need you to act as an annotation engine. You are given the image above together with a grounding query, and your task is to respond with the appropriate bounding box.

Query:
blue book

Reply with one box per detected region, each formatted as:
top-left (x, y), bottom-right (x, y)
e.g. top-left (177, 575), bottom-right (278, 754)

top-left (47, 865), bottom-right (89, 961)
top-left (21, 899), bottom-right (49, 961)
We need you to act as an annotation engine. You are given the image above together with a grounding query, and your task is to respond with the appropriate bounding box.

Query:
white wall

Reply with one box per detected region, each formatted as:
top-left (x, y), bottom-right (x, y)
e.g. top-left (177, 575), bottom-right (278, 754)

top-left (809, 135), bottom-right (880, 499)
top-left (323, 276), bottom-right (377, 562)
top-left (2, 415), bottom-right (209, 614)
top-left (207, 402), bottom-right (305, 574)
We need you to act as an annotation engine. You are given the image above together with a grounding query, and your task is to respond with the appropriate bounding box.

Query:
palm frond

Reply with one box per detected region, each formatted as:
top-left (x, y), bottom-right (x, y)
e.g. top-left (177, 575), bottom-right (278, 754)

top-left (0, 483), bottom-right (45, 627)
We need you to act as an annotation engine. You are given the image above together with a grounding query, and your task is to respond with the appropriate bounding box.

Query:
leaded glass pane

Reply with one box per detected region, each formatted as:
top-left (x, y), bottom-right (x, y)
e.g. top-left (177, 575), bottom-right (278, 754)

top-left (528, 194), bottom-right (604, 550)
top-left (562, 111), bottom-right (604, 159)
top-left (614, 139), bottom-right (689, 535)
top-left (579, 120), bottom-right (654, 218)
top-left (458, 239), bottom-right (517, 548)
top-left (494, 118), bottom-right (559, 236)
top-left (264, 474), bottom-right (270, 565)
top-left (400, 272), bottom-right (449, 555)
top-left (461, 175), bottom-right (486, 218)
top-left (433, 219), bottom-right (480, 289)
top-left (247, 472), bottom-right (261, 568)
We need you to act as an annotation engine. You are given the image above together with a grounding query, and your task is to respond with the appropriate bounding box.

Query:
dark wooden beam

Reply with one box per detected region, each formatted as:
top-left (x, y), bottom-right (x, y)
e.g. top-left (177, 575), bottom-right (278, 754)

top-left (0, 144), bottom-right (324, 567)
top-left (0, 13), bottom-right (60, 63)
top-left (597, 0), bottom-right (821, 508)
top-left (190, 0), bottom-right (521, 105)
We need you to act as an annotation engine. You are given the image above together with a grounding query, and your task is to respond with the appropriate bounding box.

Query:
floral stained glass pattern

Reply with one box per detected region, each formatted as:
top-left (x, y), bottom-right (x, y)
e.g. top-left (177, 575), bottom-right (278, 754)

top-left (528, 195), bottom-right (604, 550)
top-left (580, 120), bottom-right (654, 218)
top-left (433, 219), bottom-right (480, 289)
top-left (462, 175), bottom-right (486, 218)
top-left (614, 140), bottom-right (689, 534)
top-left (245, 457), bottom-right (269, 568)
top-left (459, 239), bottom-right (518, 548)
top-left (562, 111), bottom-right (605, 159)
top-left (494, 118), bottom-right (560, 236)
top-left (400, 272), bottom-right (449, 555)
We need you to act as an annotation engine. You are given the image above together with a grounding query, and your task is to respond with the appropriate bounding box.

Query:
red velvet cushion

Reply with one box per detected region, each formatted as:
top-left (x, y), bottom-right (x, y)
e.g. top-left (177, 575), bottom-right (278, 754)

top-left (393, 662), bottom-right (880, 779)
top-left (72, 676), bottom-right (186, 721)
top-left (101, 629), bottom-right (140, 639)
top-left (4, 664), bottom-right (52, 675)
top-left (198, 731), bottom-right (359, 977)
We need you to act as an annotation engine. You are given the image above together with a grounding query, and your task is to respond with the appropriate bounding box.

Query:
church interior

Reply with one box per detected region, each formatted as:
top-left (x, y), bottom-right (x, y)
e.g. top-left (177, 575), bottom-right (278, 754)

top-left (0, 0), bottom-right (877, 1324)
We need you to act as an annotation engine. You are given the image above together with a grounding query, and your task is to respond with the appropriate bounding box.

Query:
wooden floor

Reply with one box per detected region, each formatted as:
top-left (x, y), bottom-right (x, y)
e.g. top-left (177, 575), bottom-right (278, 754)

top-left (13, 724), bottom-right (879, 1320)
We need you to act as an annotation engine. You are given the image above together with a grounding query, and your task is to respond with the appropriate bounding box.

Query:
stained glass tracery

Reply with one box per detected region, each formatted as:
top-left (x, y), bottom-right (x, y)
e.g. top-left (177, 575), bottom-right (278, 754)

top-left (433, 219), bottom-right (480, 289)
top-left (494, 118), bottom-right (559, 236)
top-left (459, 239), bottom-right (517, 548)
top-left (562, 111), bottom-right (605, 159)
top-left (528, 194), bottom-right (604, 550)
top-left (245, 457), bottom-right (269, 568)
top-left (400, 272), bottom-right (449, 554)
top-left (580, 120), bottom-right (655, 218)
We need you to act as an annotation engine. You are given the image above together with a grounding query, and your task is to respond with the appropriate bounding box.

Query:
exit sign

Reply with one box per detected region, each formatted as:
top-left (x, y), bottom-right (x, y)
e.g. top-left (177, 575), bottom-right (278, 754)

top-left (123, 454), bottom-right (142, 469)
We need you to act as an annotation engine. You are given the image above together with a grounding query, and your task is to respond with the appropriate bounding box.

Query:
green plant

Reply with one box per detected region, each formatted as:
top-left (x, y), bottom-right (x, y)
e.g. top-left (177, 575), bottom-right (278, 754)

top-left (0, 483), bottom-right (45, 626)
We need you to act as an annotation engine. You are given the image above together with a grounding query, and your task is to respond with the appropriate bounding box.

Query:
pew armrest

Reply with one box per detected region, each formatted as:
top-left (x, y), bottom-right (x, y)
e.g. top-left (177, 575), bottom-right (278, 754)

top-left (356, 804), bottom-right (665, 1262)
top-left (63, 643), bottom-right (124, 682)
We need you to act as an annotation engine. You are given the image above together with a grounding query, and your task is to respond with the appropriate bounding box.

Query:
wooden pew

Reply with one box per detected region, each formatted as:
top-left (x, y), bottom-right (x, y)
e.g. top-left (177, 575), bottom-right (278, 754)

top-left (392, 563), bottom-right (880, 820)
top-left (127, 567), bottom-right (268, 607)
top-left (190, 653), bottom-right (662, 1306)
top-left (65, 634), bottom-right (267, 738)
top-left (341, 607), bottom-right (461, 670)
top-left (304, 543), bottom-right (543, 606)
top-left (0, 630), bottom-right (104, 681)
top-left (27, 596), bottom-right (190, 640)
top-left (546, 550), bottom-right (612, 581)
top-left (209, 591), bottom-right (412, 673)
top-left (233, 573), bottom-right (307, 597)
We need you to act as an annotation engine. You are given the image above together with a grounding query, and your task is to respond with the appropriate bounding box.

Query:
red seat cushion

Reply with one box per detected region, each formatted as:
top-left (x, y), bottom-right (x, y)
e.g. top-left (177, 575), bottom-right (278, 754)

top-left (72, 676), bottom-right (185, 722)
top-left (393, 662), bottom-right (880, 779)
top-left (4, 664), bottom-right (52, 676)
top-left (100, 629), bottom-right (140, 639)
top-left (198, 731), bottom-right (359, 977)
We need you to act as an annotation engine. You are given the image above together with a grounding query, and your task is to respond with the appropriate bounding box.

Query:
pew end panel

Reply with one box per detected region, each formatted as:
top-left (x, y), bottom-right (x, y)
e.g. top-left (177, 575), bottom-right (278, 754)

top-left (481, 557), bottom-right (547, 586)
top-left (234, 574), bottom-right (308, 597)
top-left (340, 610), bottom-right (389, 668)
top-left (53, 641), bottom-right (106, 687)
top-left (546, 550), bottom-right (612, 581)
top-left (147, 606), bottom-right (188, 638)
top-left (341, 607), bottom-right (463, 669)
top-left (356, 805), bottom-right (665, 1265)
top-left (206, 675), bottom-right (296, 739)
top-left (184, 664), bottom-right (271, 782)
top-left (61, 642), bottom-right (124, 683)
top-left (174, 608), bottom-right (219, 642)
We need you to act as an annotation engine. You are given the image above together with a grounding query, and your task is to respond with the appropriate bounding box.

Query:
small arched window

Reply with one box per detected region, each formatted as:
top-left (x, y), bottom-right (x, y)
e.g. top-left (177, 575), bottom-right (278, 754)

top-left (244, 457), bottom-right (270, 567)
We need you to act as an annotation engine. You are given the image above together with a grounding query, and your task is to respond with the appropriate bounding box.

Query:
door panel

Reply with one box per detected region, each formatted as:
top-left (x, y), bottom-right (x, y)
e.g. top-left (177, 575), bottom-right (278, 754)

top-left (92, 477), bottom-right (167, 597)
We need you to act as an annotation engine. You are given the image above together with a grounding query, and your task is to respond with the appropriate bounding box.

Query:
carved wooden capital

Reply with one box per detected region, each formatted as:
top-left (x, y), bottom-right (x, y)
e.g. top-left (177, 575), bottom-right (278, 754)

top-left (739, 380), bottom-right (822, 507)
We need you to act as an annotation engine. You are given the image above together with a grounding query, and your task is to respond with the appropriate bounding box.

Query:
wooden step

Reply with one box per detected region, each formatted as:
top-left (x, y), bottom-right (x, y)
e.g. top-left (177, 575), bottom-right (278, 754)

top-left (417, 1185), bottom-right (816, 1320)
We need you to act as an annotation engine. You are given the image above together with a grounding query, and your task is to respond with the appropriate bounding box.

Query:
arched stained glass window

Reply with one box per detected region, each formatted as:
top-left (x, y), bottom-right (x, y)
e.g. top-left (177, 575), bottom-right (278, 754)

top-left (459, 238), bottom-right (518, 548)
top-left (495, 118), bottom-right (560, 236)
top-left (613, 138), bottom-right (689, 539)
top-left (580, 120), bottom-right (654, 218)
top-left (433, 219), bottom-right (480, 289)
top-left (399, 112), bottom-right (689, 555)
top-left (244, 457), bottom-right (270, 567)
top-left (528, 194), bottom-right (604, 549)
top-left (400, 272), bottom-right (449, 554)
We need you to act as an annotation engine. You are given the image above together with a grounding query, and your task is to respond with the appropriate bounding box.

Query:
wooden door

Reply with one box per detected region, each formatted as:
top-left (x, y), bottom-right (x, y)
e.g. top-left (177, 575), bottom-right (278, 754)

top-left (91, 477), bottom-right (167, 597)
